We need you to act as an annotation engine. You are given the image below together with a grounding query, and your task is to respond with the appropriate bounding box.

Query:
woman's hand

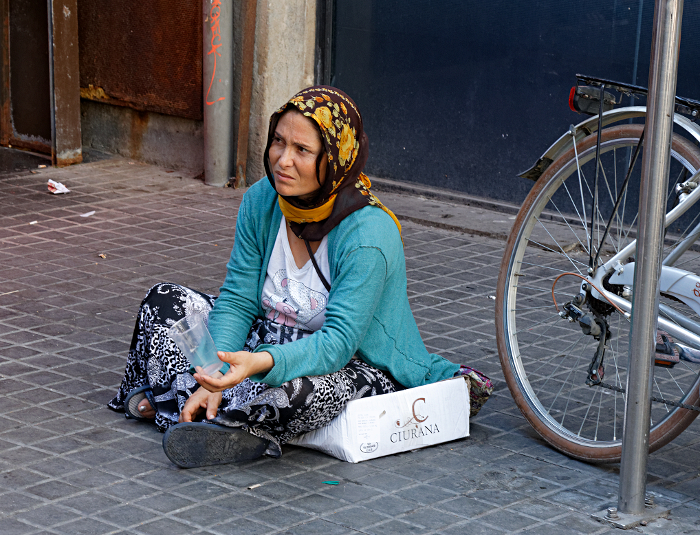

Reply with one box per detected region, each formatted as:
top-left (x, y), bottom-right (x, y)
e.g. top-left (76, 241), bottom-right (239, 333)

top-left (180, 379), bottom-right (223, 422)
top-left (193, 351), bottom-right (274, 393)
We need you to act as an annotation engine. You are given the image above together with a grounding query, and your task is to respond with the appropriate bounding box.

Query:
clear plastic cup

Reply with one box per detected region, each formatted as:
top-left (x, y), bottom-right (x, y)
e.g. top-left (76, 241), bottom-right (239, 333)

top-left (168, 312), bottom-right (223, 376)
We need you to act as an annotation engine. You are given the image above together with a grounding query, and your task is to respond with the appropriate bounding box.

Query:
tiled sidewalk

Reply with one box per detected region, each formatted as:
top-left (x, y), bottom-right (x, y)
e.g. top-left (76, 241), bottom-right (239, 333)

top-left (1, 158), bottom-right (699, 534)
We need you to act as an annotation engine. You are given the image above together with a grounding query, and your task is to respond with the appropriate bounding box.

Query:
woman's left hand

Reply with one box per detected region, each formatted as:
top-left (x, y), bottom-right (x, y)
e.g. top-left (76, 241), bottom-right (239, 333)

top-left (193, 351), bottom-right (274, 392)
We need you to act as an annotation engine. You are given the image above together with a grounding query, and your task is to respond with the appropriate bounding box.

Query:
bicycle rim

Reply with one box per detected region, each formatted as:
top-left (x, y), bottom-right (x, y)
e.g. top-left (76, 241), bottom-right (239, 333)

top-left (497, 124), bottom-right (700, 462)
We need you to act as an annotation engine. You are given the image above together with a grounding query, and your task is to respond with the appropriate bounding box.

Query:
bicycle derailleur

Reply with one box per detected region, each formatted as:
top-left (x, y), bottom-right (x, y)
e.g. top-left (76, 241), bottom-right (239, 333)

top-left (559, 283), bottom-right (611, 387)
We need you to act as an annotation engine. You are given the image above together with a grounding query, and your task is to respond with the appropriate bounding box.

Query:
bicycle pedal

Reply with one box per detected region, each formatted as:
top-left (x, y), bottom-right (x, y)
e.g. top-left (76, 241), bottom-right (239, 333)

top-left (654, 357), bottom-right (678, 368)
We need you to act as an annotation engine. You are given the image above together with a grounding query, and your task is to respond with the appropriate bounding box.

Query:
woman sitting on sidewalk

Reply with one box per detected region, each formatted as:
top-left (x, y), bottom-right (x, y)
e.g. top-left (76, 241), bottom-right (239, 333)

top-left (108, 86), bottom-right (493, 468)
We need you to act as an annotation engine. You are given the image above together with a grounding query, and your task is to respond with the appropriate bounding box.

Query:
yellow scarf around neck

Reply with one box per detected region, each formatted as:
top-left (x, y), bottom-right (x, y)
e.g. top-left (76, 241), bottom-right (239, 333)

top-left (278, 195), bottom-right (336, 224)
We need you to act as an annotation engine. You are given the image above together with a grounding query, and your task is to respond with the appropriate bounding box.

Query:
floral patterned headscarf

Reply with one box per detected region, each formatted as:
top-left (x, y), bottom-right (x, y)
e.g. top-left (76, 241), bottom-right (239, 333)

top-left (263, 86), bottom-right (401, 242)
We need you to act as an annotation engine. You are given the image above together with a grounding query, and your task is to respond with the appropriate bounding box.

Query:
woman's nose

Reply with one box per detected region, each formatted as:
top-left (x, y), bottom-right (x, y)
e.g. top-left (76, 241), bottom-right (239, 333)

top-left (278, 146), bottom-right (294, 168)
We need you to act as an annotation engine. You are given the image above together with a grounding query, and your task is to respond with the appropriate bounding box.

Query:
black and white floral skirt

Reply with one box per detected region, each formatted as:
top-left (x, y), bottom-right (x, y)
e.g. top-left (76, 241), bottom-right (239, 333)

top-left (108, 283), bottom-right (400, 457)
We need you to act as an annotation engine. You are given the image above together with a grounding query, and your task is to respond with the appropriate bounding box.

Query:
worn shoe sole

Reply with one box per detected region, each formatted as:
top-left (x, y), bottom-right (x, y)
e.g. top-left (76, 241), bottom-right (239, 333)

top-left (162, 422), bottom-right (268, 468)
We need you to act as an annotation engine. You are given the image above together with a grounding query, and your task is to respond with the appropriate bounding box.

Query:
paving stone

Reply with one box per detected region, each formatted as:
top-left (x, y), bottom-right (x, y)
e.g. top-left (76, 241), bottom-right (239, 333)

top-left (322, 505), bottom-right (390, 528)
top-left (1, 159), bottom-right (700, 534)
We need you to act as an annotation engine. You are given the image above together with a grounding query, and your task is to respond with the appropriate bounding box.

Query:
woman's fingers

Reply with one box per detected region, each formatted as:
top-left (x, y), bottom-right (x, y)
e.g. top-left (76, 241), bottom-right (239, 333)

top-left (206, 391), bottom-right (222, 420)
top-left (179, 388), bottom-right (208, 422)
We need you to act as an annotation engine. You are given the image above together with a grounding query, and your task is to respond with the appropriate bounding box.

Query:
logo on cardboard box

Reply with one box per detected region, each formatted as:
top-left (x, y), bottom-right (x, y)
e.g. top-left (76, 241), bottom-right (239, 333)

top-left (359, 442), bottom-right (379, 453)
top-left (390, 397), bottom-right (440, 443)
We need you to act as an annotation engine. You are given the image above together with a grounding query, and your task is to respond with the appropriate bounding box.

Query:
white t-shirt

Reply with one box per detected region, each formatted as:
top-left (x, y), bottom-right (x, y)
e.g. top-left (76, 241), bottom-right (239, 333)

top-left (261, 216), bottom-right (331, 333)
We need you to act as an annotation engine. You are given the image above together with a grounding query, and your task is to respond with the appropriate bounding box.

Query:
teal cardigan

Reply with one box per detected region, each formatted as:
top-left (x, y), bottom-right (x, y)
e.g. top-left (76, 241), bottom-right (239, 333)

top-left (207, 179), bottom-right (460, 388)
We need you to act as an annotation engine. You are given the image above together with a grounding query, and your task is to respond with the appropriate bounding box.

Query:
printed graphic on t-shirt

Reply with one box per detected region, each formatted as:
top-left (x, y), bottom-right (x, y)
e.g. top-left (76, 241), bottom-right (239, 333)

top-left (262, 270), bottom-right (328, 330)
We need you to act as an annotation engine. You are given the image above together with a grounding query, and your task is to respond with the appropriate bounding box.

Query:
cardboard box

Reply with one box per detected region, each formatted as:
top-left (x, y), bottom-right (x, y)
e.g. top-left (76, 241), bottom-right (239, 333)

top-left (289, 376), bottom-right (470, 462)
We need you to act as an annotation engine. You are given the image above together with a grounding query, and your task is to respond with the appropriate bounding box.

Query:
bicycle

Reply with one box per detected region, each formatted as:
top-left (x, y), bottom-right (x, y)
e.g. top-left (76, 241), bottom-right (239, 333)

top-left (496, 74), bottom-right (700, 462)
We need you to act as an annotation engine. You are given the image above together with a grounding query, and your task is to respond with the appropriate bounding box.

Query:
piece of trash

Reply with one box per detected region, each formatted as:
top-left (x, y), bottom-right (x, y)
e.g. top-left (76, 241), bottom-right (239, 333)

top-left (29, 221), bottom-right (38, 225)
top-left (47, 179), bottom-right (70, 194)
top-left (247, 484), bottom-right (261, 490)
top-left (0, 290), bottom-right (20, 297)
top-left (323, 481), bottom-right (340, 485)
top-left (98, 254), bottom-right (107, 259)
top-left (488, 295), bottom-right (496, 300)
top-left (80, 211), bottom-right (95, 218)
top-left (38, 164), bottom-right (47, 168)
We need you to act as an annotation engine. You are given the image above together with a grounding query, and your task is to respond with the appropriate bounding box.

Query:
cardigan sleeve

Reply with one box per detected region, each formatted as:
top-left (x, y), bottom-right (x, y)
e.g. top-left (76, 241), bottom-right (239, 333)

top-left (207, 195), bottom-right (265, 373)
top-left (250, 245), bottom-right (388, 387)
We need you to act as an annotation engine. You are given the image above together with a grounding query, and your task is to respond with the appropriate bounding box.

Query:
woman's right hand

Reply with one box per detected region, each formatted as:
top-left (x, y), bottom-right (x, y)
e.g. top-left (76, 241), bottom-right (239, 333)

top-left (179, 383), bottom-right (223, 423)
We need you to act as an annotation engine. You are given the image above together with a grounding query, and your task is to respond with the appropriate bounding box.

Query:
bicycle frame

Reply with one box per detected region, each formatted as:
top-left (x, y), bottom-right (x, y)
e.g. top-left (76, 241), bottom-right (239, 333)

top-left (581, 164), bottom-right (700, 350)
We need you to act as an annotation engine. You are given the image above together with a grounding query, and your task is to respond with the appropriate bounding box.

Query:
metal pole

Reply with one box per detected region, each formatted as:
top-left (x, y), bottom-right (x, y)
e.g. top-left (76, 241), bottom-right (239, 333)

top-left (618, 0), bottom-right (684, 515)
top-left (203, 0), bottom-right (234, 186)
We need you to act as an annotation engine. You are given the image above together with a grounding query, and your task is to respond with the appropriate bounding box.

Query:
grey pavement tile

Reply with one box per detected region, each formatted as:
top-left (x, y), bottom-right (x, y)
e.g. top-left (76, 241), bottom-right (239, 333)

top-left (365, 494), bottom-right (420, 516)
top-left (62, 468), bottom-right (124, 489)
top-left (394, 483), bottom-right (459, 505)
top-left (53, 517), bottom-right (117, 535)
top-left (0, 469), bottom-right (49, 491)
top-left (99, 480), bottom-right (158, 501)
top-left (246, 503), bottom-right (314, 527)
top-left (0, 445), bottom-right (54, 466)
top-left (284, 492), bottom-right (342, 515)
top-left (1, 161), bottom-right (700, 535)
top-left (552, 512), bottom-right (609, 534)
top-left (436, 495), bottom-right (495, 518)
top-left (325, 481), bottom-right (384, 503)
top-left (478, 508), bottom-right (541, 531)
top-left (122, 516), bottom-right (193, 535)
top-left (208, 492), bottom-right (275, 515)
top-left (94, 504), bottom-right (158, 529)
top-left (246, 481), bottom-right (312, 502)
top-left (322, 505), bottom-right (390, 528)
top-left (210, 518), bottom-right (280, 535)
top-left (0, 518), bottom-right (35, 535)
top-left (438, 519), bottom-right (507, 534)
top-left (363, 519), bottom-right (428, 535)
top-left (0, 491), bottom-right (45, 514)
top-left (24, 479), bottom-right (85, 500)
top-left (56, 492), bottom-right (123, 514)
top-left (131, 492), bottom-right (196, 514)
top-left (399, 506), bottom-right (464, 530)
top-left (279, 518), bottom-right (352, 535)
top-left (210, 468), bottom-right (267, 489)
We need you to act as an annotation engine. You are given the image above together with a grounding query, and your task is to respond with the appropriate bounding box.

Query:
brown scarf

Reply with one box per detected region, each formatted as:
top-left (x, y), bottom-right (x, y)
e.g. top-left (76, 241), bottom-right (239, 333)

top-left (263, 86), bottom-right (401, 241)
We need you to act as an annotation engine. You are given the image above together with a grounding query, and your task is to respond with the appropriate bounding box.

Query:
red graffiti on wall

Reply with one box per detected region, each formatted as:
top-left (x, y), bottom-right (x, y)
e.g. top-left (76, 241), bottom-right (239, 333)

top-left (206, 0), bottom-right (225, 105)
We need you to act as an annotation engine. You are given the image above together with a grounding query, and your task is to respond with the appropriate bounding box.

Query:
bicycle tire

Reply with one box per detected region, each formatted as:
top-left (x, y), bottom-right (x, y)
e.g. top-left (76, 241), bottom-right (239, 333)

top-left (496, 124), bottom-right (700, 462)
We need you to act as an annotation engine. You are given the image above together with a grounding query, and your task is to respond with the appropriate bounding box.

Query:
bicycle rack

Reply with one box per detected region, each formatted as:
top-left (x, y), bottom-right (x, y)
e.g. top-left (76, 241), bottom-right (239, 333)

top-left (591, 0), bottom-right (683, 528)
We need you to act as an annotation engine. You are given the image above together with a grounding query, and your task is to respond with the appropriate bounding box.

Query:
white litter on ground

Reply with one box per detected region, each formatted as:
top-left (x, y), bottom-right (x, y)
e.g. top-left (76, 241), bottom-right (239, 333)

top-left (47, 179), bottom-right (70, 194)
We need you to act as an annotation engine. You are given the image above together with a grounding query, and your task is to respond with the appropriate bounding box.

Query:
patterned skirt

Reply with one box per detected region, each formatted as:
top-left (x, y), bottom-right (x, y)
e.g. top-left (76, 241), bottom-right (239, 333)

top-left (108, 283), bottom-right (400, 457)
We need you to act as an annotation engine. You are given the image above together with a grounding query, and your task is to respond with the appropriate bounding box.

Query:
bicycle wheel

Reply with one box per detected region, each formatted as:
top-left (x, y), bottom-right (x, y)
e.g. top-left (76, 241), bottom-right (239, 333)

top-left (496, 124), bottom-right (700, 462)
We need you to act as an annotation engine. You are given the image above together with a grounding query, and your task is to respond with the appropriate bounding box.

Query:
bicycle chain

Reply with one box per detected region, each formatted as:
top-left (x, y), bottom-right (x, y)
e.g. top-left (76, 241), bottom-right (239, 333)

top-left (598, 382), bottom-right (700, 412)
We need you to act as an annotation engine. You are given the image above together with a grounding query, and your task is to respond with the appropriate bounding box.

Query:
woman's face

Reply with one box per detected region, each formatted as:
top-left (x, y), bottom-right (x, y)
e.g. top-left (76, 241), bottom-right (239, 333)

top-left (269, 109), bottom-right (328, 200)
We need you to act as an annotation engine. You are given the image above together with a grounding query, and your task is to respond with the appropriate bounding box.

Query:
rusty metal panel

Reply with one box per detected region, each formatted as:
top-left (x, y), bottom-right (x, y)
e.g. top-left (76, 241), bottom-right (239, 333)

top-left (8, 0), bottom-right (52, 152)
top-left (78, 0), bottom-right (203, 121)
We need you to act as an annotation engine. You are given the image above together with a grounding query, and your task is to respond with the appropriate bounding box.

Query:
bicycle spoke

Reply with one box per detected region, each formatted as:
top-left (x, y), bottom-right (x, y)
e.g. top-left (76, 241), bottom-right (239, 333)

top-left (499, 123), bottom-right (700, 460)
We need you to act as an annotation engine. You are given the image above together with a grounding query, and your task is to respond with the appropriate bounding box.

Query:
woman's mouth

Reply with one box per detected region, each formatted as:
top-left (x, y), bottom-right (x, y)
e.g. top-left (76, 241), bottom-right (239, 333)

top-left (275, 171), bottom-right (295, 182)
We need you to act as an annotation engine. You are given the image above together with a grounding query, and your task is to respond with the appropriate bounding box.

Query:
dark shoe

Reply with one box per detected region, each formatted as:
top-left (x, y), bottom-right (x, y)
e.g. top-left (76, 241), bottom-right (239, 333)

top-left (162, 422), bottom-right (268, 468)
top-left (124, 385), bottom-right (156, 421)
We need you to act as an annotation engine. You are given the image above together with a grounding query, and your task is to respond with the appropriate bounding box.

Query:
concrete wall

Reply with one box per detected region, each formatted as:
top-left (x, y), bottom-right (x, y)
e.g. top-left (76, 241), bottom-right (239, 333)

top-left (233, 0), bottom-right (317, 184)
top-left (79, 0), bottom-right (316, 181)
top-left (80, 100), bottom-right (203, 173)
